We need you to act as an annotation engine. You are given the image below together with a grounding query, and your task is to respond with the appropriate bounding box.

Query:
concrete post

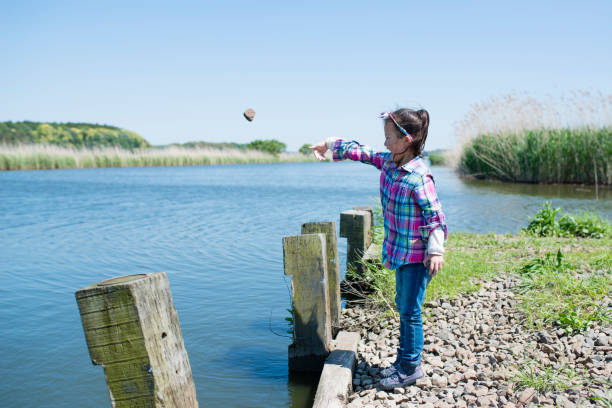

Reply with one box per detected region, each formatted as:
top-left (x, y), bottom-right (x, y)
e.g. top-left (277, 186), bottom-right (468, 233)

top-left (283, 233), bottom-right (332, 372)
top-left (75, 273), bottom-right (198, 408)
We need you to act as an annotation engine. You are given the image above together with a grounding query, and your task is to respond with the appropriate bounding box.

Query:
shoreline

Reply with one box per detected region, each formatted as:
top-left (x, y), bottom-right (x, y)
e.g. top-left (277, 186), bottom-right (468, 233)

top-left (336, 226), bottom-right (611, 407)
top-left (339, 274), bottom-right (611, 407)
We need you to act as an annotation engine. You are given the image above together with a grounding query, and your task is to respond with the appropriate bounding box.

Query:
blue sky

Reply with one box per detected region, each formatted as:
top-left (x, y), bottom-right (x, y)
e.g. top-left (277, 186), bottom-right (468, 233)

top-left (1, 1), bottom-right (611, 151)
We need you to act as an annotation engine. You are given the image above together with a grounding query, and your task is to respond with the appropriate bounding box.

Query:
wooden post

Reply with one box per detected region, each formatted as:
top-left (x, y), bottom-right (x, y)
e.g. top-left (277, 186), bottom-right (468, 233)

top-left (340, 209), bottom-right (372, 275)
top-left (283, 233), bottom-right (332, 372)
top-left (301, 221), bottom-right (340, 333)
top-left (353, 205), bottom-right (374, 227)
top-left (75, 273), bottom-right (198, 408)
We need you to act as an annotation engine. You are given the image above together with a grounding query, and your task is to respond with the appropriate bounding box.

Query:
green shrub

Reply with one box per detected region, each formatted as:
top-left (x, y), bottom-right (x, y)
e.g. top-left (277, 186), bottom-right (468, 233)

top-left (246, 139), bottom-right (286, 155)
top-left (428, 153), bottom-right (446, 166)
top-left (298, 144), bottom-right (311, 155)
top-left (558, 212), bottom-right (611, 238)
top-left (523, 202), bottom-right (611, 238)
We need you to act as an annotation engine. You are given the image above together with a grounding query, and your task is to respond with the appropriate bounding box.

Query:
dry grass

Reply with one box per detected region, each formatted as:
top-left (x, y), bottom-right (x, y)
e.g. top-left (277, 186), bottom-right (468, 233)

top-left (454, 90), bottom-right (612, 142)
top-left (0, 144), bottom-right (315, 170)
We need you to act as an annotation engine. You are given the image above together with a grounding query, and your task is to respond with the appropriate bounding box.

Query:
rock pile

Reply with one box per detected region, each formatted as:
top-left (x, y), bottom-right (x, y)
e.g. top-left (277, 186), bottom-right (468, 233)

top-left (339, 276), bottom-right (611, 407)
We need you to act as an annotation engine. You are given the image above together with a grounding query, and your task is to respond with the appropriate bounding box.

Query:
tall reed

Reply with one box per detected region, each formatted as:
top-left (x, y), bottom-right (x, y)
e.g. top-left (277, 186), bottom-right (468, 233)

top-left (456, 91), bottom-right (612, 184)
top-left (0, 144), bottom-right (315, 171)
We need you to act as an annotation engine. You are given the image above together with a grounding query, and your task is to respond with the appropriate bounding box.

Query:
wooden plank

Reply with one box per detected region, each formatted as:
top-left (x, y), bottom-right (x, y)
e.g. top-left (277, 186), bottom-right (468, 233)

top-left (75, 273), bottom-right (198, 408)
top-left (312, 331), bottom-right (361, 408)
top-left (340, 210), bottom-right (372, 275)
top-left (301, 221), bottom-right (340, 333)
top-left (283, 233), bottom-right (332, 372)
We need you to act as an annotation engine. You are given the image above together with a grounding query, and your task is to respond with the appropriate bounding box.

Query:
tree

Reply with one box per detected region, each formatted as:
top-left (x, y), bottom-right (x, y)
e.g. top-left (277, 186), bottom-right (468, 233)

top-left (298, 144), bottom-right (312, 155)
top-left (246, 139), bottom-right (286, 155)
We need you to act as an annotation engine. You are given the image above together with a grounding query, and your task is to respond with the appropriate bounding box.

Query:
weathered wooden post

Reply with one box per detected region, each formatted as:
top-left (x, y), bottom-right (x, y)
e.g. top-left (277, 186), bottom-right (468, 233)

top-left (340, 208), bottom-right (373, 275)
top-left (75, 272), bottom-right (198, 408)
top-left (353, 205), bottom-right (374, 225)
top-left (301, 221), bottom-right (340, 333)
top-left (283, 233), bottom-right (332, 372)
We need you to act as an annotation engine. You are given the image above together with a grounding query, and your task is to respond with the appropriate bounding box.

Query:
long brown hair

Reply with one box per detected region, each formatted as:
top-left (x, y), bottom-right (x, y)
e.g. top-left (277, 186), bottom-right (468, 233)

top-left (389, 108), bottom-right (430, 156)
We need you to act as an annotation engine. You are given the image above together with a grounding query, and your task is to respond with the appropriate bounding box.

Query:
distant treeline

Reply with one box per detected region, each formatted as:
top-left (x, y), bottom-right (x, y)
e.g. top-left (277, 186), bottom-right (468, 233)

top-left (0, 121), bottom-right (150, 150)
top-left (165, 139), bottom-right (287, 155)
top-left (0, 121), bottom-right (288, 155)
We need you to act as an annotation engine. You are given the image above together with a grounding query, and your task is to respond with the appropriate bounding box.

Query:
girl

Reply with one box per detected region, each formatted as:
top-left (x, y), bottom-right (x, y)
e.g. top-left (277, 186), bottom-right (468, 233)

top-left (310, 108), bottom-right (447, 390)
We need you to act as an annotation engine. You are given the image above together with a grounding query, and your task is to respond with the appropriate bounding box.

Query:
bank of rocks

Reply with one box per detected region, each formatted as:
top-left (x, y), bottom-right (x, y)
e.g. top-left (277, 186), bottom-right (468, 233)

top-left (339, 276), bottom-right (611, 407)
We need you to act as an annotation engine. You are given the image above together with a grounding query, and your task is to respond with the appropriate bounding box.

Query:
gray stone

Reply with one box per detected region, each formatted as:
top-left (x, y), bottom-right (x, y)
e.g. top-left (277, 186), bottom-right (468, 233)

top-left (448, 372), bottom-right (462, 385)
top-left (431, 374), bottom-right (448, 387)
top-left (464, 382), bottom-right (476, 395)
top-left (375, 390), bottom-right (388, 400)
top-left (463, 369), bottom-right (477, 380)
top-left (519, 388), bottom-right (536, 404)
top-left (595, 333), bottom-right (609, 346)
top-left (347, 399), bottom-right (362, 408)
top-left (474, 386), bottom-right (489, 397)
top-left (438, 329), bottom-right (452, 341)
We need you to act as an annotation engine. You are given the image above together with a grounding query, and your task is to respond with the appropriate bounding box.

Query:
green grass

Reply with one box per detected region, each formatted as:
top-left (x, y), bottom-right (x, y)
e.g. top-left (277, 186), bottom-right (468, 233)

top-left (0, 144), bottom-right (316, 170)
top-left (512, 359), bottom-right (583, 393)
top-left (589, 378), bottom-right (612, 407)
top-left (516, 249), bottom-right (611, 332)
top-left (459, 126), bottom-right (612, 185)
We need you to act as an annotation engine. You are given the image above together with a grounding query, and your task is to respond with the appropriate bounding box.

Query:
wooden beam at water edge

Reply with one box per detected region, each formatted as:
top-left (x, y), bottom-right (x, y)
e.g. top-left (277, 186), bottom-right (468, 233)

top-left (301, 221), bottom-right (340, 333)
top-left (75, 272), bottom-right (198, 408)
top-left (283, 233), bottom-right (332, 372)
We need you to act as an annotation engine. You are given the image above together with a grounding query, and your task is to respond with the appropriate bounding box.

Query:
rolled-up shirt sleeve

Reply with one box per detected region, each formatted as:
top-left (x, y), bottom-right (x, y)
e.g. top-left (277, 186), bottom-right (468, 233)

top-left (413, 174), bottom-right (448, 245)
top-left (427, 227), bottom-right (445, 255)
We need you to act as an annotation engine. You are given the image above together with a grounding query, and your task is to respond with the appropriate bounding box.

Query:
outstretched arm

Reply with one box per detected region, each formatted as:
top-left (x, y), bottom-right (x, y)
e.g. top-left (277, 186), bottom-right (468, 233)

top-left (310, 138), bottom-right (387, 170)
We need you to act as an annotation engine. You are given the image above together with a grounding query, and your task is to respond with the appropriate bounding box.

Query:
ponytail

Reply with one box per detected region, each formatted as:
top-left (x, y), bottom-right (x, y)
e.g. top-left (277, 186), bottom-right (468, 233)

top-left (392, 108), bottom-right (431, 156)
top-left (416, 110), bottom-right (430, 156)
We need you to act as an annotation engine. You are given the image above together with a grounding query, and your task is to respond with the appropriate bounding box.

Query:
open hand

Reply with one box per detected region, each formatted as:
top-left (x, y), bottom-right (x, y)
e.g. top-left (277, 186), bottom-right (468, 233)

top-left (424, 254), bottom-right (443, 277)
top-left (309, 141), bottom-right (328, 161)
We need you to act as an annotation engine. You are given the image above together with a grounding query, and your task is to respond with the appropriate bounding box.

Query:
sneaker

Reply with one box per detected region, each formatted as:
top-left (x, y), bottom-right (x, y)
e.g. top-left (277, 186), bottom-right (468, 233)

top-left (379, 363), bottom-right (424, 390)
top-left (380, 349), bottom-right (402, 378)
top-left (379, 362), bottom-right (399, 378)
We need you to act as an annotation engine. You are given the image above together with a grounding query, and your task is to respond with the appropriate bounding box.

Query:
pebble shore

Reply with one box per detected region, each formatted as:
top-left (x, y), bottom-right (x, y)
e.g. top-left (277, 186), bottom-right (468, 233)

top-left (339, 275), bottom-right (611, 407)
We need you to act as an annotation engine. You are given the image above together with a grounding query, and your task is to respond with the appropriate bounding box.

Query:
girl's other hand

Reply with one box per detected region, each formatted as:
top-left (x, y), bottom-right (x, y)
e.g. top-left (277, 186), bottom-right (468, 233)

top-left (309, 141), bottom-right (328, 161)
top-left (424, 254), bottom-right (443, 277)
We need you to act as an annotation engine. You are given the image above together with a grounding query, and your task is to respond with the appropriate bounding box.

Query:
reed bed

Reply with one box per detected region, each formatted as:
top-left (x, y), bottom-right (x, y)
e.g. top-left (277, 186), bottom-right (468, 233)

top-left (456, 91), bottom-right (612, 185)
top-left (0, 144), bottom-right (315, 171)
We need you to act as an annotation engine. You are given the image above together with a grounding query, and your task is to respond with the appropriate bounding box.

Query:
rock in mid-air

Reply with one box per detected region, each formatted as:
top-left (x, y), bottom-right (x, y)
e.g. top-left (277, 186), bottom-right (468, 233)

top-left (243, 108), bottom-right (255, 122)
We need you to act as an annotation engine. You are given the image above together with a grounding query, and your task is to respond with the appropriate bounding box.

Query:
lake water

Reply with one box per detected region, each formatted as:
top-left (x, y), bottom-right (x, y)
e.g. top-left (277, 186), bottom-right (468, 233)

top-left (0, 162), bottom-right (610, 408)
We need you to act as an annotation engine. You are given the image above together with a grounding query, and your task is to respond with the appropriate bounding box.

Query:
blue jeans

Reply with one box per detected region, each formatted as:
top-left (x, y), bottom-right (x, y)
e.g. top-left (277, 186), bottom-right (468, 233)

top-left (395, 263), bottom-right (432, 365)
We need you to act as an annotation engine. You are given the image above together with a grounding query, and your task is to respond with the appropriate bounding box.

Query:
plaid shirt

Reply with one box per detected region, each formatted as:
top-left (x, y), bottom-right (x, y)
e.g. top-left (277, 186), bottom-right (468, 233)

top-left (332, 139), bottom-right (448, 270)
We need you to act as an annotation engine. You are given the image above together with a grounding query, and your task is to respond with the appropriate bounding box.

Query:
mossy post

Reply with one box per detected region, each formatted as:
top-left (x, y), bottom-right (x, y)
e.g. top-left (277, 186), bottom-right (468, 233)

top-left (340, 208), bottom-right (373, 275)
top-left (283, 233), bottom-right (332, 372)
top-left (301, 221), bottom-right (340, 333)
top-left (75, 272), bottom-right (198, 408)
